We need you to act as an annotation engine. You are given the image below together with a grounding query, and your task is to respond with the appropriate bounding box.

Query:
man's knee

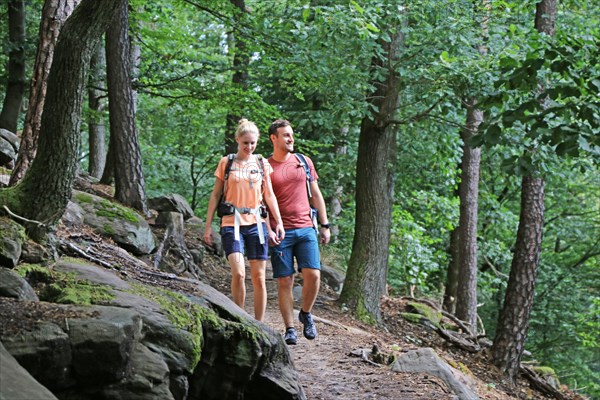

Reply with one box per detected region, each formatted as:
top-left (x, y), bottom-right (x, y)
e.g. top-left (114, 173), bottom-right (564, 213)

top-left (302, 268), bottom-right (320, 285)
top-left (278, 275), bottom-right (294, 290)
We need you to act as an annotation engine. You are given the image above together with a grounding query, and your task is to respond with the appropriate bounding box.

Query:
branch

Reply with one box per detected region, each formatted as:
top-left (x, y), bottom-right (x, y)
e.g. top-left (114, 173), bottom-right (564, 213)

top-left (3, 206), bottom-right (45, 227)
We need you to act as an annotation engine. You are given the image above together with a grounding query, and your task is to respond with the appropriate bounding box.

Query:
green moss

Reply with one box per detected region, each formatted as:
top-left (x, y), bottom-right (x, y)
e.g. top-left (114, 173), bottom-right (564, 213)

top-left (406, 301), bottom-right (442, 326)
top-left (401, 312), bottom-right (424, 324)
top-left (0, 216), bottom-right (28, 246)
top-left (15, 263), bottom-right (52, 280)
top-left (103, 223), bottom-right (116, 234)
top-left (532, 366), bottom-right (559, 378)
top-left (130, 283), bottom-right (214, 367)
top-left (96, 199), bottom-right (140, 223)
top-left (356, 299), bottom-right (377, 325)
top-left (15, 263), bottom-right (115, 305)
top-left (74, 192), bottom-right (94, 203)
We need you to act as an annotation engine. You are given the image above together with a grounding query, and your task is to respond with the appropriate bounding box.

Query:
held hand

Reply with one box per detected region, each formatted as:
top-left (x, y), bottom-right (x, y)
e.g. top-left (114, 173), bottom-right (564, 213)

top-left (203, 227), bottom-right (214, 247)
top-left (268, 230), bottom-right (280, 246)
top-left (319, 226), bottom-right (331, 244)
top-left (275, 224), bottom-right (285, 242)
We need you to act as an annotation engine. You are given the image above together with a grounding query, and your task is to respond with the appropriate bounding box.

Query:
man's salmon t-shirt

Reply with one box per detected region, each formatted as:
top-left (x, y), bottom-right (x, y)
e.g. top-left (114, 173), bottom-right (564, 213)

top-left (215, 155), bottom-right (272, 227)
top-left (268, 154), bottom-right (318, 230)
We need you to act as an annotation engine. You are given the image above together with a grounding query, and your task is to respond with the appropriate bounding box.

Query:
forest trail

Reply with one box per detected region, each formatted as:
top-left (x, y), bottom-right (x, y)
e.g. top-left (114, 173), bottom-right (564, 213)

top-left (237, 265), bottom-right (499, 400)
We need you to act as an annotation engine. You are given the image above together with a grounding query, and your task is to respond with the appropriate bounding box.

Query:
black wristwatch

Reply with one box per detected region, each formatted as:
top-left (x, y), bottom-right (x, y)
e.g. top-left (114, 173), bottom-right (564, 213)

top-left (319, 222), bottom-right (331, 229)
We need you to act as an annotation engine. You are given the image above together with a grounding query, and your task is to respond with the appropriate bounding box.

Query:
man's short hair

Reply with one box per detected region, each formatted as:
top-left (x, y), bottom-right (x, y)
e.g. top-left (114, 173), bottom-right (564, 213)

top-left (268, 119), bottom-right (291, 136)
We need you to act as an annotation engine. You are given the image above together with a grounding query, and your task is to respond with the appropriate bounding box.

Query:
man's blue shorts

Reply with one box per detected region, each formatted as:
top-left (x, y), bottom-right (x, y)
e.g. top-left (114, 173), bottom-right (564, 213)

top-left (220, 223), bottom-right (268, 260)
top-left (270, 227), bottom-right (321, 278)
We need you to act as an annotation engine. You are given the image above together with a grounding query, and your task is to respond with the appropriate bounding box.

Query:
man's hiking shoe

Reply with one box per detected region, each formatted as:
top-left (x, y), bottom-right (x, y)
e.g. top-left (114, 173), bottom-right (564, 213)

top-left (284, 327), bottom-right (297, 345)
top-left (298, 310), bottom-right (317, 340)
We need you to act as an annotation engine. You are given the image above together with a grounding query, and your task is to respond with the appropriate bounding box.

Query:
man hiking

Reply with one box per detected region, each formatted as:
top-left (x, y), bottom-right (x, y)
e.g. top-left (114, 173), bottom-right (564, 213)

top-left (267, 119), bottom-right (331, 345)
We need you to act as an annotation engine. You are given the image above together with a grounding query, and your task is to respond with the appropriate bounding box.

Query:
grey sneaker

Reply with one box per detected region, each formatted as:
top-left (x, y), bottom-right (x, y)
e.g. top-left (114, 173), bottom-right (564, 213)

top-left (298, 310), bottom-right (317, 340)
top-left (284, 327), bottom-right (297, 345)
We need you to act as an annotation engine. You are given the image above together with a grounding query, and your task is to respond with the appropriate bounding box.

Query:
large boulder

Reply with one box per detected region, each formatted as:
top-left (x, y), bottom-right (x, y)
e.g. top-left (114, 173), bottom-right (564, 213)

top-left (1, 260), bottom-right (305, 400)
top-left (0, 341), bottom-right (59, 400)
top-left (71, 190), bottom-right (156, 255)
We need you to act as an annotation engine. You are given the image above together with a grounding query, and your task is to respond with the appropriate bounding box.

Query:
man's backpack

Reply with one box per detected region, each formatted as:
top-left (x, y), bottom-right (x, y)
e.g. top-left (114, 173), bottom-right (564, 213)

top-left (294, 153), bottom-right (318, 229)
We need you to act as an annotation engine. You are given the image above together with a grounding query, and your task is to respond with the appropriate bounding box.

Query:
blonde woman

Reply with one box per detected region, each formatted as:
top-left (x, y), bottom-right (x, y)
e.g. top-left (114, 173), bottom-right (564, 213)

top-left (204, 119), bottom-right (285, 321)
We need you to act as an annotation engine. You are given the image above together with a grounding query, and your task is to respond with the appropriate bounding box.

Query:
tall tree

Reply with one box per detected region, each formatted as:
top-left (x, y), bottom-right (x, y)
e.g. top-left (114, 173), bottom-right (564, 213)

top-left (338, 21), bottom-right (403, 323)
top-left (9, 0), bottom-right (78, 186)
top-left (87, 43), bottom-right (107, 178)
top-left (0, 0), bottom-right (26, 133)
top-left (454, 100), bottom-right (483, 332)
top-left (105, 0), bottom-right (149, 215)
top-left (491, 0), bottom-right (556, 382)
top-left (452, 0), bottom-right (490, 332)
top-left (224, 0), bottom-right (250, 155)
top-left (0, 0), bottom-right (123, 239)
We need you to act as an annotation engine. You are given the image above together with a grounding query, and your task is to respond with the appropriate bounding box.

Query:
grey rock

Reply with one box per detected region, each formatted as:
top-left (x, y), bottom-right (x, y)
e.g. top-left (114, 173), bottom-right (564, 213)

top-left (320, 263), bottom-right (345, 293)
top-left (1, 322), bottom-right (72, 390)
top-left (0, 341), bottom-right (59, 400)
top-left (0, 128), bottom-right (19, 149)
top-left (391, 348), bottom-right (478, 400)
top-left (61, 200), bottom-right (84, 227)
top-left (0, 136), bottom-right (16, 166)
top-left (0, 217), bottom-right (25, 268)
top-left (149, 194), bottom-right (194, 220)
top-left (0, 268), bottom-right (39, 300)
top-left (72, 190), bottom-right (156, 255)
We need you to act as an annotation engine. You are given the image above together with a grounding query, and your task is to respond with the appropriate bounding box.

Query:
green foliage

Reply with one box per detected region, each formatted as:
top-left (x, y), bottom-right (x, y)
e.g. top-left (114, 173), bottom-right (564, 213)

top-left (475, 30), bottom-right (600, 174)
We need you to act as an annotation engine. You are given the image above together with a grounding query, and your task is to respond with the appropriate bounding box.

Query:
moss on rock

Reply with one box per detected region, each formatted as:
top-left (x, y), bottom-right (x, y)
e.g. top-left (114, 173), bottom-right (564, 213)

top-left (15, 263), bottom-right (115, 305)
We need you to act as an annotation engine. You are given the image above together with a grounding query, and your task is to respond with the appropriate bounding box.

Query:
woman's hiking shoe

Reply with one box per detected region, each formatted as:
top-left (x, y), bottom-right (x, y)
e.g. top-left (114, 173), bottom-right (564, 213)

top-left (284, 327), bottom-right (297, 345)
top-left (298, 310), bottom-right (317, 340)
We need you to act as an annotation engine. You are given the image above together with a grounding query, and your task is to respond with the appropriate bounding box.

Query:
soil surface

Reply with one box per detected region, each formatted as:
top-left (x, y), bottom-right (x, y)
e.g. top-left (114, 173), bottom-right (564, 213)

top-left (204, 259), bottom-right (584, 400)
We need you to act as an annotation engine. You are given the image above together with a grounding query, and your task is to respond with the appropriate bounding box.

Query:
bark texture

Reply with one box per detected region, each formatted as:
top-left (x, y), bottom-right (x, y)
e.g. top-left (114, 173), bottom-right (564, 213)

top-left (443, 227), bottom-right (460, 313)
top-left (491, 0), bottom-right (555, 382)
top-left (1, 0), bottom-right (123, 236)
top-left (492, 176), bottom-right (545, 381)
top-left (105, 0), bottom-right (149, 216)
top-left (455, 101), bottom-right (483, 333)
top-left (87, 44), bottom-right (107, 178)
top-left (0, 0), bottom-right (26, 133)
top-left (339, 27), bottom-right (403, 323)
top-left (9, 0), bottom-right (79, 186)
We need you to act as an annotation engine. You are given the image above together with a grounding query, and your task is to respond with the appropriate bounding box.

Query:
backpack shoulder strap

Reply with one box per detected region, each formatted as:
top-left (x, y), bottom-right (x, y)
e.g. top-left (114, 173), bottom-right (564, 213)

top-left (223, 153), bottom-right (235, 181)
top-left (294, 153), bottom-right (313, 182)
top-left (221, 154), bottom-right (235, 200)
top-left (294, 153), bottom-right (313, 198)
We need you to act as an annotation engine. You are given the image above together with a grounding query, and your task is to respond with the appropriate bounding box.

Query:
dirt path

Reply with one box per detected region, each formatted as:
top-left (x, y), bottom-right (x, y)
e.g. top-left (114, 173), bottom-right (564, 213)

top-left (249, 272), bottom-right (457, 400)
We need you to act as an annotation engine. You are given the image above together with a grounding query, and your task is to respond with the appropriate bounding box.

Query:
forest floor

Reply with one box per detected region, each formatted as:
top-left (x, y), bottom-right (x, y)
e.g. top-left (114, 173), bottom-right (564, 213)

top-left (4, 212), bottom-right (587, 400)
top-left (199, 253), bottom-right (587, 400)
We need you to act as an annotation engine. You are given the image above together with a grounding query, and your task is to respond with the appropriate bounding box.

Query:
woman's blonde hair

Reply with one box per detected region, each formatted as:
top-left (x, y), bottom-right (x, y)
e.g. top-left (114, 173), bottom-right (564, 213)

top-left (235, 119), bottom-right (259, 138)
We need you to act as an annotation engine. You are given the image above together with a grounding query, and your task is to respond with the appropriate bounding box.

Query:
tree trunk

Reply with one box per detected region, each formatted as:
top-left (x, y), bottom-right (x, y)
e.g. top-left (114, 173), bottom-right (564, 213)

top-left (492, 176), bottom-right (545, 381)
top-left (1, 0), bottom-right (124, 239)
top-left (87, 43), bottom-right (107, 178)
top-left (455, 101), bottom-right (483, 334)
top-left (9, 0), bottom-right (78, 186)
top-left (491, 0), bottom-right (555, 383)
top-left (0, 0), bottom-right (26, 134)
top-left (224, 0), bottom-right (250, 155)
top-left (105, 0), bottom-right (149, 216)
top-left (443, 227), bottom-right (460, 313)
top-left (338, 27), bottom-right (403, 323)
top-left (329, 126), bottom-right (348, 243)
